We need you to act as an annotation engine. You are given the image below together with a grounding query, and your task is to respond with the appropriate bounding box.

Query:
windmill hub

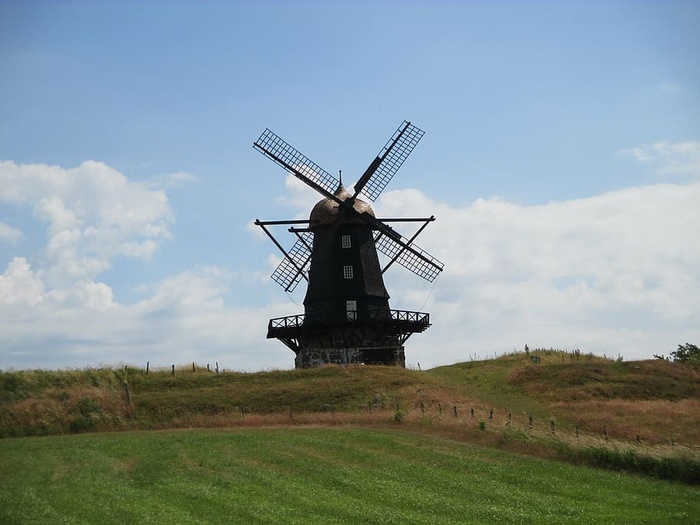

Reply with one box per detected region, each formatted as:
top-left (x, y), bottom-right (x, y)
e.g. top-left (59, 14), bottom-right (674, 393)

top-left (309, 184), bottom-right (375, 227)
top-left (253, 121), bottom-right (443, 368)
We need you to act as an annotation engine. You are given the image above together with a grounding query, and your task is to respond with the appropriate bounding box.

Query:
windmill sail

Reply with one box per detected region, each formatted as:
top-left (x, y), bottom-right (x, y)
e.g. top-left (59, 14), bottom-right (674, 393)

top-left (254, 129), bottom-right (338, 197)
top-left (354, 121), bottom-right (425, 202)
top-left (374, 231), bottom-right (443, 282)
top-left (270, 232), bottom-right (314, 292)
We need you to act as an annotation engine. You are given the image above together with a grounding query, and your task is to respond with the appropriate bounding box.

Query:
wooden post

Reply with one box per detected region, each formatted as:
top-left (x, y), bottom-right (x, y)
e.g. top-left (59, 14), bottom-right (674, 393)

top-left (470, 407), bottom-right (474, 418)
top-left (453, 405), bottom-right (458, 418)
top-left (123, 381), bottom-right (131, 404)
top-left (528, 415), bottom-right (533, 430)
top-left (438, 403), bottom-right (442, 415)
top-left (603, 425), bottom-right (608, 441)
top-left (146, 361), bottom-right (149, 375)
top-left (550, 417), bottom-right (556, 434)
top-left (207, 363), bottom-right (210, 372)
top-left (420, 401), bottom-right (424, 414)
top-left (216, 362), bottom-right (219, 374)
top-left (192, 362), bottom-right (195, 373)
top-left (172, 364), bottom-right (175, 376)
top-left (575, 425), bottom-right (579, 438)
top-left (489, 408), bottom-right (493, 420)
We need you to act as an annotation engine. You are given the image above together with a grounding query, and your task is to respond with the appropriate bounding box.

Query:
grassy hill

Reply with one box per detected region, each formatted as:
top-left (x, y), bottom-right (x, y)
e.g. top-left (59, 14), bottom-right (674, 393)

top-left (1, 349), bottom-right (698, 482)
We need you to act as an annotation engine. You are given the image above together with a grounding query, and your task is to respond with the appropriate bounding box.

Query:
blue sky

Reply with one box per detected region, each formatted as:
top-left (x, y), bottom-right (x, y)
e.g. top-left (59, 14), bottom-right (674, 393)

top-left (1, 1), bottom-right (699, 370)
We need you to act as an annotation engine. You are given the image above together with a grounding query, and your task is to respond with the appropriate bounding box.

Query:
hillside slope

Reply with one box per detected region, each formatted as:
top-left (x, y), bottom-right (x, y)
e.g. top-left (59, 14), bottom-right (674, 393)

top-left (2, 350), bottom-right (698, 446)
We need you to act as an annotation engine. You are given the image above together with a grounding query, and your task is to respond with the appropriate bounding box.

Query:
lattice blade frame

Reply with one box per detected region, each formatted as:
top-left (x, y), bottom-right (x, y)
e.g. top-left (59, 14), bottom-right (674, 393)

top-left (270, 231), bottom-right (313, 292)
top-left (374, 231), bottom-right (443, 282)
top-left (254, 129), bottom-right (338, 197)
top-left (356, 121), bottom-right (425, 202)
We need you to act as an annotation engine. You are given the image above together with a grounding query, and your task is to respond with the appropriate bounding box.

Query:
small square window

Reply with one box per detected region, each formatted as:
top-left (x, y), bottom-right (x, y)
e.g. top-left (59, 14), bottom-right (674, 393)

top-left (343, 265), bottom-right (354, 279)
top-left (341, 235), bottom-right (351, 248)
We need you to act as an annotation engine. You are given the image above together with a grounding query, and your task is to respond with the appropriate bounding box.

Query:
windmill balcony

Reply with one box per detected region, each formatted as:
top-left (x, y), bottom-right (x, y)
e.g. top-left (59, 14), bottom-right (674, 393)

top-left (267, 309), bottom-right (431, 339)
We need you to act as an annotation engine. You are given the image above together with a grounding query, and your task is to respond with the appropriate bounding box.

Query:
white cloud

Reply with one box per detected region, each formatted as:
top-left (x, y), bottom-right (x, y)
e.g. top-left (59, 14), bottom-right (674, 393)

top-left (0, 222), bottom-right (23, 243)
top-left (658, 82), bottom-right (681, 93)
top-left (153, 171), bottom-right (200, 188)
top-left (619, 140), bottom-right (700, 179)
top-left (274, 173), bottom-right (324, 219)
top-left (0, 257), bottom-right (44, 306)
top-left (0, 160), bottom-right (173, 287)
top-left (0, 262), bottom-right (285, 370)
top-left (376, 182), bottom-right (700, 366)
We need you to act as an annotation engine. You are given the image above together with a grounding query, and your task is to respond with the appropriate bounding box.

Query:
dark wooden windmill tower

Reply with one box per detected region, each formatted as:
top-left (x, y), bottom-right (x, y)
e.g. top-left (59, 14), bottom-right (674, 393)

top-left (253, 121), bottom-right (443, 368)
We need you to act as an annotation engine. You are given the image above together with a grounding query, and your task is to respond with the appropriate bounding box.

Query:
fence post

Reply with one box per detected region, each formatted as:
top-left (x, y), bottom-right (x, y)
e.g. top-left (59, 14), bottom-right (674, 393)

top-left (453, 405), bottom-right (458, 418)
top-left (603, 425), bottom-right (608, 442)
top-left (470, 407), bottom-right (474, 418)
top-left (528, 415), bottom-right (533, 430)
top-left (146, 361), bottom-right (149, 375)
top-left (420, 401), bottom-right (424, 414)
top-left (123, 380), bottom-right (131, 404)
top-left (489, 408), bottom-right (493, 420)
top-left (172, 364), bottom-right (175, 376)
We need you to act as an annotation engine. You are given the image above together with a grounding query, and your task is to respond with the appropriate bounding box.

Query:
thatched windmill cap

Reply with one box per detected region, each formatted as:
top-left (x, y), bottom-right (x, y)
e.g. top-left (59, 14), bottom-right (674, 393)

top-left (309, 184), bottom-right (375, 226)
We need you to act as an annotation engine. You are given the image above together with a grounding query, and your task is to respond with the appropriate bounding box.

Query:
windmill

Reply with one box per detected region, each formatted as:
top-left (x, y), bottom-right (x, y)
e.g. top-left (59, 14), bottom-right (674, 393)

top-left (253, 120), bottom-right (443, 368)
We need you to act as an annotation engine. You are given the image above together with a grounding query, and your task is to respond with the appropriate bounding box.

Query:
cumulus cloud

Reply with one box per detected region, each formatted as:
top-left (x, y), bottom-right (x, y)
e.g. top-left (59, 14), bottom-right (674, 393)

top-left (0, 257), bottom-right (44, 306)
top-left (0, 160), bottom-right (288, 370)
top-left (0, 222), bottom-right (23, 243)
top-left (0, 160), bottom-right (173, 288)
top-left (274, 173), bottom-right (326, 219)
top-left (619, 140), bottom-right (700, 179)
top-left (375, 182), bottom-right (700, 366)
top-left (0, 263), bottom-right (284, 370)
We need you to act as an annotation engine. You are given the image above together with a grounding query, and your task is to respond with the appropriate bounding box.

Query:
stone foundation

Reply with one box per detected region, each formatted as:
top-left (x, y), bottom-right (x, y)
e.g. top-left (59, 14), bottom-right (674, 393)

top-left (294, 346), bottom-right (405, 368)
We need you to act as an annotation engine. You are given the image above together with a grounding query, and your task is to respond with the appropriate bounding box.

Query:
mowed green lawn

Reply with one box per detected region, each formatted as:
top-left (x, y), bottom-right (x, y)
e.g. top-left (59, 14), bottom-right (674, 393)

top-left (0, 428), bottom-right (697, 524)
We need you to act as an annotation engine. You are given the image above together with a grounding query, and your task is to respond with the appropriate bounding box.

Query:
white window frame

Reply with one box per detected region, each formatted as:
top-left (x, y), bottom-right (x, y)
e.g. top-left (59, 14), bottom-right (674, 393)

top-left (343, 265), bottom-right (354, 279)
top-left (346, 300), bottom-right (357, 320)
top-left (341, 235), bottom-right (351, 248)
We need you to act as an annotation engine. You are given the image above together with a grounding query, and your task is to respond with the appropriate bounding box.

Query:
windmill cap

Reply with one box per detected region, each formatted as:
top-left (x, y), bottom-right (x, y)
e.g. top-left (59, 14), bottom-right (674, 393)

top-left (309, 184), bottom-right (375, 226)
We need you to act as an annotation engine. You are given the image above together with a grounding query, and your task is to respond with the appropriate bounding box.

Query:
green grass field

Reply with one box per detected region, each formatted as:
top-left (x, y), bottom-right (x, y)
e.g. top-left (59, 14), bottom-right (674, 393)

top-left (1, 427), bottom-right (697, 524)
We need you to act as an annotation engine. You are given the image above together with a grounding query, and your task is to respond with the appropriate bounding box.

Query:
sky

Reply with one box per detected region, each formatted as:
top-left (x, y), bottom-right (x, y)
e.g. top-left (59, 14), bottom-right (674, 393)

top-left (1, 1), bottom-right (699, 371)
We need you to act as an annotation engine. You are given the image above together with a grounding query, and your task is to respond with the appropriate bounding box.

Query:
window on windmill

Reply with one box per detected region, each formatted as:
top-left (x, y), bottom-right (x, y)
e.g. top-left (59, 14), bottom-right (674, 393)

top-left (341, 235), bottom-right (351, 248)
top-left (343, 265), bottom-right (354, 279)
top-left (346, 300), bottom-right (357, 320)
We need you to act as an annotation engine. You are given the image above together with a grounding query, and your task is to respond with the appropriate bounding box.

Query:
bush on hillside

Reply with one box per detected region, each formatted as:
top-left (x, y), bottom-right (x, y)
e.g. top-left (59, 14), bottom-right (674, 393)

top-left (655, 343), bottom-right (700, 364)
